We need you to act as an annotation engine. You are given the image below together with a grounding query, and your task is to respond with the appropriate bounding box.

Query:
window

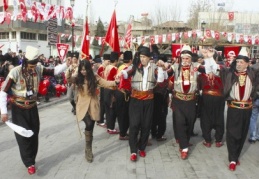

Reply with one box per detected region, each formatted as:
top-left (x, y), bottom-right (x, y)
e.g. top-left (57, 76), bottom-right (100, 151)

top-left (38, 34), bottom-right (47, 41)
top-left (12, 32), bottom-right (16, 39)
top-left (21, 32), bottom-right (36, 40)
top-left (0, 32), bottom-right (9, 39)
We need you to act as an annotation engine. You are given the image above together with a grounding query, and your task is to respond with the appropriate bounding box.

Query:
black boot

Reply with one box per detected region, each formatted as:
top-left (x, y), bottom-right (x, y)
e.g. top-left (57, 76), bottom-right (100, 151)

top-left (70, 100), bottom-right (76, 115)
top-left (85, 130), bottom-right (93, 163)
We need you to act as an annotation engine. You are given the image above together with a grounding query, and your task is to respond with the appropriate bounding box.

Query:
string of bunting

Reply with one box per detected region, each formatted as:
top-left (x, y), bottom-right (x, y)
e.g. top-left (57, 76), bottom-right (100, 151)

top-left (59, 29), bottom-right (259, 46)
top-left (0, 0), bottom-right (73, 24)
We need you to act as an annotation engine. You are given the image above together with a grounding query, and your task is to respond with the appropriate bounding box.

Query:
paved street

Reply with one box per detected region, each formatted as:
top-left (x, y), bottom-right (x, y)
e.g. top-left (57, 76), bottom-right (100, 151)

top-left (1, 98), bottom-right (259, 179)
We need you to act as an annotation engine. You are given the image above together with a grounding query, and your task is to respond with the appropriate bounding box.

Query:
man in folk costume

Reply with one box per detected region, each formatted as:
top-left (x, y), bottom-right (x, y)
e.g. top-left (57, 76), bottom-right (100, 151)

top-left (103, 52), bottom-right (119, 134)
top-left (198, 48), bottom-right (225, 148)
top-left (96, 54), bottom-right (110, 127)
top-left (222, 47), bottom-right (259, 171)
top-left (0, 46), bottom-right (70, 175)
top-left (65, 52), bottom-right (79, 115)
top-left (151, 54), bottom-right (170, 141)
top-left (120, 46), bottom-right (168, 161)
top-left (114, 51), bottom-right (132, 140)
top-left (169, 45), bottom-right (205, 160)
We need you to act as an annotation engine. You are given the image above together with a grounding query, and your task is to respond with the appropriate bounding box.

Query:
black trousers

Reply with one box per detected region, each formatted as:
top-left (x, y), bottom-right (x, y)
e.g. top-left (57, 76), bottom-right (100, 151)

top-left (226, 107), bottom-right (251, 162)
top-left (103, 88), bottom-right (117, 130)
top-left (82, 113), bottom-right (95, 131)
top-left (200, 94), bottom-right (225, 142)
top-left (114, 90), bottom-right (130, 137)
top-left (11, 104), bottom-right (40, 167)
top-left (172, 98), bottom-right (196, 149)
top-left (98, 87), bottom-right (106, 124)
top-left (151, 92), bottom-right (168, 139)
top-left (129, 98), bottom-right (153, 153)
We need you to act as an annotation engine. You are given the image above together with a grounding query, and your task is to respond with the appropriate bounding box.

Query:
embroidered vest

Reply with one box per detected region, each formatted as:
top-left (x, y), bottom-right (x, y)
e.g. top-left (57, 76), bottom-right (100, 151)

top-left (131, 63), bottom-right (156, 91)
top-left (172, 62), bottom-right (200, 94)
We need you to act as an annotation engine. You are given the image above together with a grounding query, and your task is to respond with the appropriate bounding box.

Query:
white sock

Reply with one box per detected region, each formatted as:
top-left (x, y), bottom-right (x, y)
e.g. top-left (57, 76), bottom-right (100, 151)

top-left (230, 161), bottom-right (236, 164)
top-left (182, 148), bottom-right (188, 152)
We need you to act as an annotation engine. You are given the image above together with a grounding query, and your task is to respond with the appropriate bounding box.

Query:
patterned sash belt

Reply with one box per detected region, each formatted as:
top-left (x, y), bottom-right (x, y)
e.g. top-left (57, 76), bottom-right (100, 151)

top-left (203, 90), bottom-right (222, 97)
top-left (10, 96), bottom-right (37, 109)
top-left (227, 100), bottom-right (252, 109)
top-left (173, 92), bottom-right (195, 101)
top-left (131, 89), bottom-right (153, 100)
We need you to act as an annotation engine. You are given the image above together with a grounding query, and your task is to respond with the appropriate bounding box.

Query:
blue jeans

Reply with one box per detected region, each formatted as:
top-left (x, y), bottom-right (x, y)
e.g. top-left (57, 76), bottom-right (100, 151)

top-left (249, 99), bottom-right (259, 140)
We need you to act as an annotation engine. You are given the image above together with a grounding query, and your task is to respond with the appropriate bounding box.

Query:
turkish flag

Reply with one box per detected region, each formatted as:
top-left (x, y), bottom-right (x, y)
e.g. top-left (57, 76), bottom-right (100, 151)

top-left (167, 33), bottom-right (172, 42)
top-left (239, 34), bottom-right (244, 43)
top-left (224, 46), bottom-right (240, 58)
top-left (104, 10), bottom-right (120, 53)
top-left (215, 31), bottom-right (220, 40)
top-left (171, 44), bottom-right (183, 58)
top-left (19, 0), bottom-right (27, 22)
top-left (206, 30), bottom-right (211, 38)
top-left (255, 36), bottom-right (259, 45)
top-left (228, 12), bottom-right (234, 21)
top-left (56, 43), bottom-right (69, 62)
top-left (81, 18), bottom-right (90, 60)
top-left (248, 36), bottom-right (252, 45)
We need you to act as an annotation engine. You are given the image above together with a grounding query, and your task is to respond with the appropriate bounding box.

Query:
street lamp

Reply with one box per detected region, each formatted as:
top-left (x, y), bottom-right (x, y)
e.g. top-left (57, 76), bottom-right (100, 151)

top-left (201, 20), bottom-right (206, 36)
top-left (70, 0), bottom-right (75, 53)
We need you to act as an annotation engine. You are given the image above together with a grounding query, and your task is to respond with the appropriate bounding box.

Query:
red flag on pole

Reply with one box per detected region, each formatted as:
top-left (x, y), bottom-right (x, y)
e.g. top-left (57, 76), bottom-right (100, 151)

top-left (104, 10), bottom-right (120, 53)
top-left (228, 12), bottom-right (234, 21)
top-left (3, 0), bottom-right (9, 12)
top-left (81, 18), bottom-right (90, 60)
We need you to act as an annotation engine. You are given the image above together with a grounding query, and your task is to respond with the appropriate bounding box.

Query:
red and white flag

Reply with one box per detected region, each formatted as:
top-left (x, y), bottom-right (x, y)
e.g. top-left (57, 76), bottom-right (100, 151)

top-left (104, 10), bottom-right (120, 53)
top-left (224, 46), bottom-right (240, 58)
top-left (81, 18), bottom-right (90, 60)
top-left (124, 18), bottom-right (132, 49)
top-left (56, 43), bottom-right (69, 62)
top-left (228, 12), bottom-right (234, 21)
top-left (3, 0), bottom-right (9, 12)
top-left (171, 44), bottom-right (183, 58)
top-left (19, 0), bottom-right (27, 22)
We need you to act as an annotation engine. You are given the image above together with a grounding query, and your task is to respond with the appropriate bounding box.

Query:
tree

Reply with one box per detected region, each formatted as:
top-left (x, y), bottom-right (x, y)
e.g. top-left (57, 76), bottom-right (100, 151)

top-left (187, 0), bottom-right (212, 29)
top-left (92, 17), bottom-right (106, 46)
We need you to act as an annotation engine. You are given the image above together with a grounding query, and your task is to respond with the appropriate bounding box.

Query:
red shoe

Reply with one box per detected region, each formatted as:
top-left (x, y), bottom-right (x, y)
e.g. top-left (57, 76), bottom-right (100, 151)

top-left (130, 153), bottom-right (137, 161)
top-left (215, 142), bottom-right (223, 147)
top-left (107, 129), bottom-right (119, 134)
top-left (27, 165), bottom-right (36, 175)
top-left (181, 151), bottom-right (188, 160)
top-left (229, 163), bottom-right (236, 171)
top-left (139, 150), bottom-right (146, 157)
top-left (203, 141), bottom-right (211, 148)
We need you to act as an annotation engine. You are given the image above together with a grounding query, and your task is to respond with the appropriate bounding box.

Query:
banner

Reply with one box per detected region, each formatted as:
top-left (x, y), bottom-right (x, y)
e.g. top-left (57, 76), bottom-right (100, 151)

top-left (228, 12), bottom-right (234, 21)
top-left (56, 43), bottom-right (69, 62)
top-left (171, 44), bottom-right (183, 58)
top-left (224, 46), bottom-right (240, 58)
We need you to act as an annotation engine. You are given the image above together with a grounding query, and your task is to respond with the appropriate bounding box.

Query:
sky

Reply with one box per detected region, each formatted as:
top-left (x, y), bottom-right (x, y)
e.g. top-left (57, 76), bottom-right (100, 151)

top-left (70, 0), bottom-right (259, 23)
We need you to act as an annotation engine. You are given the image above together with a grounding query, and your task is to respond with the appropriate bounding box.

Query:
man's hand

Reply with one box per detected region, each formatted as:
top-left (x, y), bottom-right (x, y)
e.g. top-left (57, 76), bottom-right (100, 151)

top-left (1, 114), bottom-right (8, 122)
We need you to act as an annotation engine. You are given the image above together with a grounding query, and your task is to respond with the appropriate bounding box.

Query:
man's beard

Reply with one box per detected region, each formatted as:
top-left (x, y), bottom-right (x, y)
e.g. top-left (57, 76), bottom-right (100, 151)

top-left (181, 62), bottom-right (190, 66)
